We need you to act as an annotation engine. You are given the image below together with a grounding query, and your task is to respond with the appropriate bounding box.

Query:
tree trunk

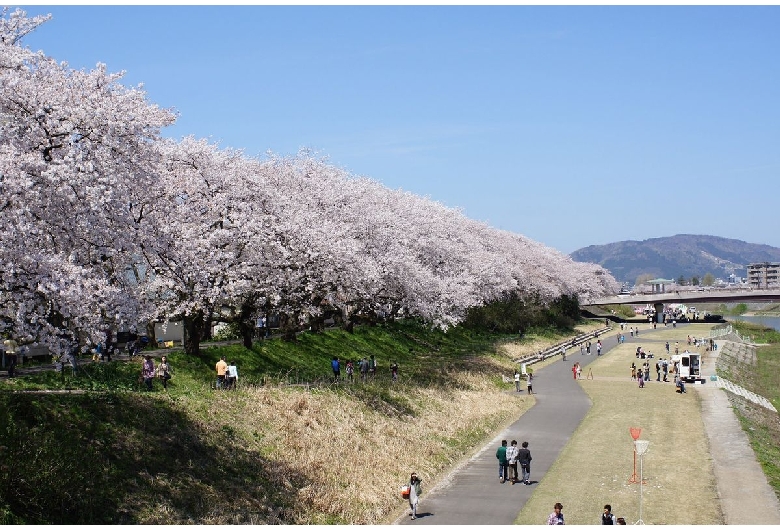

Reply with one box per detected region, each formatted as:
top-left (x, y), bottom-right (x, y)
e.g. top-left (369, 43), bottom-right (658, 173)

top-left (238, 301), bottom-right (256, 349)
top-left (309, 314), bottom-right (324, 333)
top-left (202, 315), bottom-right (214, 341)
top-left (146, 320), bottom-right (156, 345)
top-left (239, 320), bottom-right (253, 349)
top-left (182, 311), bottom-right (205, 356)
top-left (279, 312), bottom-right (298, 341)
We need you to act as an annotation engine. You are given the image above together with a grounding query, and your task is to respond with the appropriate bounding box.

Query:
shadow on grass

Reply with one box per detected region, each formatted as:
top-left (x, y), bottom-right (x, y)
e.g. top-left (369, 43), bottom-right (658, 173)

top-left (0, 392), bottom-right (309, 524)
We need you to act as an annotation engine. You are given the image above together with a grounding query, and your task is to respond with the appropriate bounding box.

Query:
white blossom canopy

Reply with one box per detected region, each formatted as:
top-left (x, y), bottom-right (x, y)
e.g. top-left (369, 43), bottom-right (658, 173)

top-left (0, 9), bottom-right (619, 352)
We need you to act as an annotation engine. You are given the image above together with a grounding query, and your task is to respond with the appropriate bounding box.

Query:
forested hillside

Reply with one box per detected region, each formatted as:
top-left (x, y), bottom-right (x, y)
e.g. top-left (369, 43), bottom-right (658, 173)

top-left (571, 234), bottom-right (780, 285)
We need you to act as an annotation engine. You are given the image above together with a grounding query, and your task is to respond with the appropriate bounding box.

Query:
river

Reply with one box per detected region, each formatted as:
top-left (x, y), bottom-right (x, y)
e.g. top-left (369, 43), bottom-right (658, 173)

top-left (726, 314), bottom-right (780, 332)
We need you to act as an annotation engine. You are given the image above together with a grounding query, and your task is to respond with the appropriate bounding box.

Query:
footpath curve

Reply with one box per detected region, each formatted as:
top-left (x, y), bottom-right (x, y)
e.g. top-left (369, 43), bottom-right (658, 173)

top-left (396, 333), bottom-right (616, 525)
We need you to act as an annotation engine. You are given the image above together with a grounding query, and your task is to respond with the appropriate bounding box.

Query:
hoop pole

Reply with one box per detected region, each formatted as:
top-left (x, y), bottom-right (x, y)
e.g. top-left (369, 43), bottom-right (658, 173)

top-left (636, 452), bottom-right (645, 524)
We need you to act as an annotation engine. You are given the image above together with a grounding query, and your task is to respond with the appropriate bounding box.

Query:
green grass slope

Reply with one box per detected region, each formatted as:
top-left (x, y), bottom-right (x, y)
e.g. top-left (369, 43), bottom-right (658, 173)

top-left (1, 320), bottom-right (574, 524)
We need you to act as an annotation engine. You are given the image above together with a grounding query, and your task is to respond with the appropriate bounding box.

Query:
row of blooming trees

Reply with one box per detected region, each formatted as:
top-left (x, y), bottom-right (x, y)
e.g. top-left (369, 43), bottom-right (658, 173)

top-left (0, 9), bottom-right (619, 356)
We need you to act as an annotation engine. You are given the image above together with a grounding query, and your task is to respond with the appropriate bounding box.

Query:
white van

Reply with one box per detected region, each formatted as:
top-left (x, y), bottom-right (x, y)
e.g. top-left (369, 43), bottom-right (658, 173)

top-left (671, 351), bottom-right (704, 383)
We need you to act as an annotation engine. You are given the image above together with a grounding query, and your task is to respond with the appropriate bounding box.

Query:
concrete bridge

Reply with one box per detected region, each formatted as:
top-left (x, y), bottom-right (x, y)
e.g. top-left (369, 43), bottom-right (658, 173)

top-left (584, 288), bottom-right (780, 322)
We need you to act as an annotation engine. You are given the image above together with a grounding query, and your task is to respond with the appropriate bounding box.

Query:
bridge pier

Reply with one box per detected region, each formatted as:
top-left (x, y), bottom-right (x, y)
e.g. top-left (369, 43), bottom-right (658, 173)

top-left (654, 302), bottom-right (665, 323)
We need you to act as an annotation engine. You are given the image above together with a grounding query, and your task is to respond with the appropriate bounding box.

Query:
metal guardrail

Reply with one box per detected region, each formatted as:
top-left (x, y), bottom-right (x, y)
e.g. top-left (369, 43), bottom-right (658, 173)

top-left (710, 324), bottom-right (754, 344)
top-left (513, 325), bottom-right (612, 368)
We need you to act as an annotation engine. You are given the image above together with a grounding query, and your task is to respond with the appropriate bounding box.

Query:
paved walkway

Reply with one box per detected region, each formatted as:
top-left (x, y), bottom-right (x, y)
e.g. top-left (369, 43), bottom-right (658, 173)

top-left (697, 341), bottom-right (780, 525)
top-left (396, 327), bottom-right (780, 525)
top-left (396, 335), bottom-right (616, 525)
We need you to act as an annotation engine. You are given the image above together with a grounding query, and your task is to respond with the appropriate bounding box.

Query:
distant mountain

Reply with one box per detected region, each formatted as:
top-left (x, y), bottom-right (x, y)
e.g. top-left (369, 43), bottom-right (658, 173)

top-left (570, 234), bottom-right (780, 285)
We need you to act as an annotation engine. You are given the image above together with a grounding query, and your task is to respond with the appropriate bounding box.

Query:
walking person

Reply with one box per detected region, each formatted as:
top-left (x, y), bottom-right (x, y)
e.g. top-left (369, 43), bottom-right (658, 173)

top-left (3, 335), bottom-right (18, 378)
top-left (662, 359), bottom-right (669, 382)
top-left (514, 370), bottom-right (521, 392)
top-left (596, 340), bottom-right (602, 356)
top-left (226, 360), bottom-right (238, 390)
top-left (215, 356), bottom-right (227, 389)
top-left (547, 502), bottom-right (565, 525)
top-left (576, 363), bottom-right (582, 380)
top-left (496, 440), bottom-right (508, 483)
top-left (359, 357), bottom-right (369, 382)
top-left (527, 374), bottom-right (534, 394)
top-left (518, 441), bottom-right (532, 484)
top-left (507, 440), bottom-right (519, 484)
top-left (141, 355), bottom-right (155, 391)
top-left (157, 355), bottom-right (172, 389)
top-left (571, 362), bottom-right (578, 380)
top-left (407, 472), bottom-right (422, 520)
top-left (369, 354), bottom-right (377, 380)
top-left (345, 360), bottom-right (354, 383)
top-left (391, 361), bottom-right (399, 382)
top-left (331, 356), bottom-right (340, 383)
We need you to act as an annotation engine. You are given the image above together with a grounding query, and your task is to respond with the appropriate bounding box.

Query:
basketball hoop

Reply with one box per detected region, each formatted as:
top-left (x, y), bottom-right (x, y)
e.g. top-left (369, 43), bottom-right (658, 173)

top-left (628, 428), bottom-right (644, 484)
top-left (634, 439), bottom-right (650, 525)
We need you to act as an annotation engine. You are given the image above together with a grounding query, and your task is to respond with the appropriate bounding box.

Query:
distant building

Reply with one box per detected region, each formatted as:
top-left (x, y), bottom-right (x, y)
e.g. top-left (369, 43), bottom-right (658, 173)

top-left (747, 262), bottom-right (780, 289)
top-left (646, 278), bottom-right (675, 293)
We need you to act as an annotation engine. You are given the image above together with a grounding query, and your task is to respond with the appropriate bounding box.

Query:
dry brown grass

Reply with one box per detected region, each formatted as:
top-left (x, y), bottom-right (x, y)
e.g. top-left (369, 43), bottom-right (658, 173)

top-left (203, 360), bottom-right (534, 524)
top-left (515, 332), bottom-right (723, 525)
top-left (497, 320), bottom-right (605, 361)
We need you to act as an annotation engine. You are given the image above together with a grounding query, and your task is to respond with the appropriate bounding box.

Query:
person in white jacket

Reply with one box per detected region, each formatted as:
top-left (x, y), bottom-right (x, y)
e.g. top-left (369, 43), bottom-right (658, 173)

top-left (506, 440), bottom-right (520, 484)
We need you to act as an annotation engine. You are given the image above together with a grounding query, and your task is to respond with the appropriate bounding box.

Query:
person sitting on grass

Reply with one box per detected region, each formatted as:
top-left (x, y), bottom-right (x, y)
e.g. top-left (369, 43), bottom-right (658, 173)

top-left (675, 374), bottom-right (687, 394)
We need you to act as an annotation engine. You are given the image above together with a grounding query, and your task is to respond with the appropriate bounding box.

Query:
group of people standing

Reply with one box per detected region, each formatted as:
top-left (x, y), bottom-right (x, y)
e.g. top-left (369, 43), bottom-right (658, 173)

top-left (631, 354), bottom-right (681, 390)
top-left (513, 370), bottom-right (533, 393)
top-left (140, 354), bottom-right (172, 391)
top-left (331, 355), bottom-right (397, 383)
top-left (496, 439), bottom-right (533, 485)
top-left (570, 362), bottom-right (582, 380)
top-left (578, 339), bottom-right (602, 355)
top-left (215, 356), bottom-right (238, 390)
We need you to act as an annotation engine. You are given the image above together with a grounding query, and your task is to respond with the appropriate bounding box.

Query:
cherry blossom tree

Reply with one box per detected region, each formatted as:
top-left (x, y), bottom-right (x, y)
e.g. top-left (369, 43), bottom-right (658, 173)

top-left (0, 8), bottom-right (175, 353)
top-left (0, 9), bottom-right (619, 358)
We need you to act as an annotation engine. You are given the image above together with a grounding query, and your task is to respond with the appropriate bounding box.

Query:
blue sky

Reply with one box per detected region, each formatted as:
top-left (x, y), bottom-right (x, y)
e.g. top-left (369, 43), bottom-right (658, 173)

top-left (16, 5), bottom-right (780, 254)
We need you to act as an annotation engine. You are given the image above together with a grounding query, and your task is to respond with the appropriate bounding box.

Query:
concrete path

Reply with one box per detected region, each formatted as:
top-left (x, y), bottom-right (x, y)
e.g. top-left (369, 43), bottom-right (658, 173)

top-left (396, 334), bottom-right (615, 525)
top-left (696, 341), bottom-right (780, 525)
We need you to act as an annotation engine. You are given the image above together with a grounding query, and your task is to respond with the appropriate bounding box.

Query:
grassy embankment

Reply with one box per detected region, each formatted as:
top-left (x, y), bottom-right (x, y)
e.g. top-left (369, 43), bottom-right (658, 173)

top-left (716, 320), bottom-right (780, 499)
top-left (0, 319), bottom-right (601, 524)
top-left (516, 322), bottom-right (724, 525)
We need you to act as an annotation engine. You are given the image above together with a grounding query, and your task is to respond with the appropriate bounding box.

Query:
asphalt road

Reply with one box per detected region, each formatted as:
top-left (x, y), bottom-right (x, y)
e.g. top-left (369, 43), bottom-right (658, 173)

top-left (397, 334), bottom-right (615, 525)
